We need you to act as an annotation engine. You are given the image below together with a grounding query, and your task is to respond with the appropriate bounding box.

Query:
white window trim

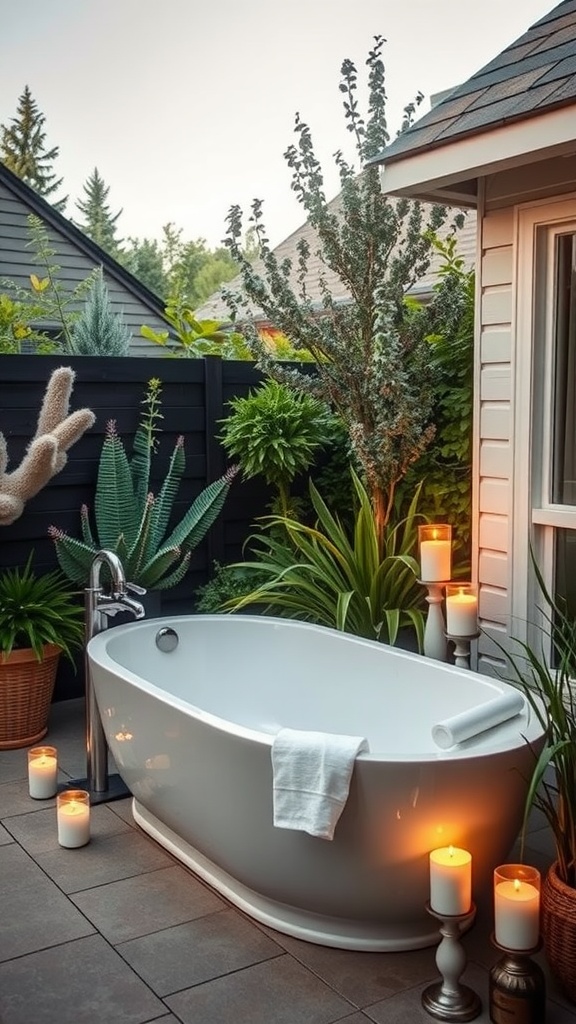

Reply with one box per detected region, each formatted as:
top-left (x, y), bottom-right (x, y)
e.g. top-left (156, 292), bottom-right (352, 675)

top-left (513, 195), bottom-right (576, 645)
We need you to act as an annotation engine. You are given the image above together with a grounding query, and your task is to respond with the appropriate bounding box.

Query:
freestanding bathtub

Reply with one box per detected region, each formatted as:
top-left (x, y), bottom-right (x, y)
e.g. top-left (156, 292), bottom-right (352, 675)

top-left (87, 615), bottom-right (544, 951)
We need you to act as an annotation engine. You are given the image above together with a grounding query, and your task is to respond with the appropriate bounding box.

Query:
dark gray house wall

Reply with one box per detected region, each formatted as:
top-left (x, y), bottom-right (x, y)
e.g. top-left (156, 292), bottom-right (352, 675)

top-left (0, 163), bottom-right (169, 355)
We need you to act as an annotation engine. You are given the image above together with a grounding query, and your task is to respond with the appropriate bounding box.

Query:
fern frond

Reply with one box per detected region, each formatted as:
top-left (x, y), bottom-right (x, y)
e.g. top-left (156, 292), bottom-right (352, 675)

top-left (94, 421), bottom-right (138, 548)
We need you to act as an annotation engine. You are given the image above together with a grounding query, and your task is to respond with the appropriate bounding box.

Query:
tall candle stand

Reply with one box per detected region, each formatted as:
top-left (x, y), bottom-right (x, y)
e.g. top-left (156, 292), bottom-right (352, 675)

top-left (422, 903), bottom-right (481, 1022)
top-left (420, 581), bottom-right (449, 662)
top-left (489, 936), bottom-right (545, 1024)
top-left (445, 631), bottom-right (480, 671)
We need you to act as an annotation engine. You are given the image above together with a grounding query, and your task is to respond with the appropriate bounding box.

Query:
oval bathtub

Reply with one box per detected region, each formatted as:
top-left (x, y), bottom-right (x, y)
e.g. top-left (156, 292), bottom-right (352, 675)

top-left (87, 615), bottom-right (544, 951)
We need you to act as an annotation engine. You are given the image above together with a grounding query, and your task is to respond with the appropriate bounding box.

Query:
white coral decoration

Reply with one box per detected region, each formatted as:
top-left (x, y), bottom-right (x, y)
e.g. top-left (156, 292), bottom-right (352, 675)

top-left (0, 366), bottom-right (95, 526)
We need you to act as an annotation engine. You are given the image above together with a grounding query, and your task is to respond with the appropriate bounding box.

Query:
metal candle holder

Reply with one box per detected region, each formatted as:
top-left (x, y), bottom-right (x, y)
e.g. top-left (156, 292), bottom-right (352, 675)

top-left (419, 581), bottom-right (449, 662)
top-left (422, 902), bottom-right (481, 1022)
top-left (445, 631), bottom-right (481, 671)
top-left (489, 936), bottom-right (545, 1024)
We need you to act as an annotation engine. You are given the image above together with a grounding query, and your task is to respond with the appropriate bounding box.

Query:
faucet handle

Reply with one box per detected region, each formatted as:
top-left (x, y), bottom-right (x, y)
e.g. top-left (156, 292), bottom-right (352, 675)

top-left (126, 581), bottom-right (147, 596)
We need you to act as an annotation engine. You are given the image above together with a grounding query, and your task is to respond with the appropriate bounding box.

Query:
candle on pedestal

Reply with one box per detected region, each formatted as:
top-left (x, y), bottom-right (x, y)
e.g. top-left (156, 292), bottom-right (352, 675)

top-left (28, 746), bottom-right (58, 799)
top-left (430, 846), bottom-right (472, 915)
top-left (418, 524), bottom-right (452, 582)
top-left (446, 583), bottom-right (478, 637)
top-left (57, 790), bottom-right (90, 848)
top-left (494, 865), bottom-right (540, 950)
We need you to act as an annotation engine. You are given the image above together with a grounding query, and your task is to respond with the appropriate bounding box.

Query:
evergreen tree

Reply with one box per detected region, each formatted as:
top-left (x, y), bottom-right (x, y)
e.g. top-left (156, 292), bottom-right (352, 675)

top-left (0, 86), bottom-right (67, 212)
top-left (75, 167), bottom-right (123, 256)
top-left (69, 266), bottom-right (132, 355)
top-left (120, 237), bottom-right (168, 299)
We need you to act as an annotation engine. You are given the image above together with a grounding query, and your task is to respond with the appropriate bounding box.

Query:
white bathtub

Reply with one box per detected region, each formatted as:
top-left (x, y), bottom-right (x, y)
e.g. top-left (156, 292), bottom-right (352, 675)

top-left (88, 615), bottom-right (544, 951)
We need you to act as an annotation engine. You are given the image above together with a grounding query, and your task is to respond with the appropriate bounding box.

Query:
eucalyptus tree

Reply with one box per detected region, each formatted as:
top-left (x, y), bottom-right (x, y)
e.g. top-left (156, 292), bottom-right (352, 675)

top-left (222, 37), bottom-right (458, 553)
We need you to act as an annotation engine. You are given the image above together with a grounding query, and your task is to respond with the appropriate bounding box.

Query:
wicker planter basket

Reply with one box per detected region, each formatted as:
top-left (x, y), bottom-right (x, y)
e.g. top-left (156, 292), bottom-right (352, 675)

top-left (542, 860), bottom-right (576, 1003)
top-left (0, 644), bottom-right (61, 750)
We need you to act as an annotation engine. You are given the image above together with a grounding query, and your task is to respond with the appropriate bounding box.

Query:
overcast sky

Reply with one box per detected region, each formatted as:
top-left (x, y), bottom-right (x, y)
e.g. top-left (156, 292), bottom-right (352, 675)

top-left (0, 0), bottom-right (556, 249)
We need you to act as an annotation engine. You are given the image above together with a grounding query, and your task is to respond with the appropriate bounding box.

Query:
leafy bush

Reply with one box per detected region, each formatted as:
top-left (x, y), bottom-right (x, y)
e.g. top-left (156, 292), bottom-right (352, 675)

top-left (225, 470), bottom-right (426, 649)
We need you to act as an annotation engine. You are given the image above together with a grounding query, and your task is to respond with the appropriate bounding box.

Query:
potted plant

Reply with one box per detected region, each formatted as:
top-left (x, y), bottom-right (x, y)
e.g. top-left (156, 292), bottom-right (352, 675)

top-left (500, 556), bottom-right (576, 1002)
top-left (0, 555), bottom-right (84, 749)
top-left (49, 377), bottom-right (237, 600)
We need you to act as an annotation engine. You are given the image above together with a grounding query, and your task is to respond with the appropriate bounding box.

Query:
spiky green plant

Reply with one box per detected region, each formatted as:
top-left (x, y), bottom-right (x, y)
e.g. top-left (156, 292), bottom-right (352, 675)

top-left (70, 266), bottom-right (132, 355)
top-left (226, 470), bottom-right (426, 648)
top-left (498, 553), bottom-right (576, 888)
top-left (49, 378), bottom-right (237, 590)
top-left (0, 555), bottom-right (84, 662)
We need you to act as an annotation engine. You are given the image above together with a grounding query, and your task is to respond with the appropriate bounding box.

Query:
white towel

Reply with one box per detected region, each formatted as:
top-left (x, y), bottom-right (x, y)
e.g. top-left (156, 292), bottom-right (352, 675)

top-left (271, 728), bottom-right (369, 841)
top-left (432, 691), bottom-right (525, 749)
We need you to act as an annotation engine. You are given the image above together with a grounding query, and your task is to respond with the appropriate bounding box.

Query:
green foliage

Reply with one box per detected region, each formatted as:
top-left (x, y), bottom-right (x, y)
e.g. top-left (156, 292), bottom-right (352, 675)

top-left (219, 380), bottom-right (334, 515)
top-left (120, 236), bottom-right (169, 299)
top-left (398, 235), bottom-right (474, 562)
top-left (1, 86), bottom-right (67, 211)
top-left (141, 298), bottom-right (250, 358)
top-left (161, 224), bottom-right (239, 308)
top-left (70, 266), bottom-right (132, 356)
top-left (194, 560), bottom-right (267, 613)
top-left (226, 470), bottom-right (426, 649)
top-left (75, 167), bottom-right (123, 257)
top-left (222, 37), bottom-right (453, 547)
top-left (49, 378), bottom-right (237, 589)
top-left (0, 555), bottom-right (84, 662)
top-left (497, 553), bottom-right (576, 888)
top-left (0, 292), bottom-right (59, 353)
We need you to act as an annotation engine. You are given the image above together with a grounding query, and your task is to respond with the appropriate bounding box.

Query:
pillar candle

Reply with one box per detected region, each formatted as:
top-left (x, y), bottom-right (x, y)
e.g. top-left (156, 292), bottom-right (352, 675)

top-left (494, 865), bottom-right (540, 950)
top-left (430, 846), bottom-right (472, 915)
top-left (57, 790), bottom-right (90, 848)
top-left (28, 746), bottom-right (58, 799)
top-left (418, 525), bottom-right (452, 582)
top-left (445, 585), bottom-right (478, 637)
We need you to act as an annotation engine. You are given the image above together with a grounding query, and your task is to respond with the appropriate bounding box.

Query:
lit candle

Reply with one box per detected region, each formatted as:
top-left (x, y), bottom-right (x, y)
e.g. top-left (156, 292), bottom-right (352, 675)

top-left (494, 865), bottom-right (540, 950)
top-left (57, 790), bottom-right (90, 848)
top-left (418, 525), bottom-right (452, 582)
top-left (28, 746), bottom-right (58, 799)
top-left (445, 584), bottom-right (478, 637)
top-left (430, 846), bottom-right (472, 915)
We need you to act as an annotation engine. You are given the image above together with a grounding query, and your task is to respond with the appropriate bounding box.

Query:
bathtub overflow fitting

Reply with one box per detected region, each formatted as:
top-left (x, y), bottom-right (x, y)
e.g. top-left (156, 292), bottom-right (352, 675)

top-left (155, 627), bottom-right (179, 653)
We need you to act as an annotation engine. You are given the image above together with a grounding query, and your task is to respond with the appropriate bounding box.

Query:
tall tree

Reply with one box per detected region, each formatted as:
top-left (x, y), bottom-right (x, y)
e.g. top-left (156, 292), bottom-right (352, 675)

top-left (120, 236), bottom-right (169, 299)
top-left (161, 224), bottom-right (238, 307)
top-left (75, 167), bottom-right (123, 256)
top-left (0, 86), bottom-right (67, 212)
top-left (223, 37), bottom-right (462, 551)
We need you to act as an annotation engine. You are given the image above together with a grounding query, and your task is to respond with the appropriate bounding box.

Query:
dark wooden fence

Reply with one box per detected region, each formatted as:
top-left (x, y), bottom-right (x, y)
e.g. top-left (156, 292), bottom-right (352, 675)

top-left (0, 354), bottom-right (274, 697)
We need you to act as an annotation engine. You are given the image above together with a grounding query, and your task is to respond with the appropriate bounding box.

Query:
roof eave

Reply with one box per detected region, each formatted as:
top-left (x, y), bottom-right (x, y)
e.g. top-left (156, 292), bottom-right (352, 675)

top-left (378, 105), bottom-right (576, 204)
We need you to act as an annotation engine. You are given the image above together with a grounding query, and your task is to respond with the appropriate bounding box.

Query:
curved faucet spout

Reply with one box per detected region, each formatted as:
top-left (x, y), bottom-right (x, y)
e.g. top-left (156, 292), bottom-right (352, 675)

top-left (89, 549), bottom-right (127, 593)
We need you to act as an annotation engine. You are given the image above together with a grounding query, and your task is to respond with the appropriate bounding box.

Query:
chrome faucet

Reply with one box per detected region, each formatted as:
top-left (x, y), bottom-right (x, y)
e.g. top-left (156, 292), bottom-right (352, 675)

top-left (84, 550), bottom-right (146, 796)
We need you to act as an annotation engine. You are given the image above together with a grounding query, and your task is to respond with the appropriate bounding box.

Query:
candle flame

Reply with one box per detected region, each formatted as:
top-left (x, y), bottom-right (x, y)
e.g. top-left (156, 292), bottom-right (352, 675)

top-left (448, 845), bottom-right (455, 858)
top-left (432, 528), bottom-right (439, 541)
top-left (514, 878), bottom-right (521, 892)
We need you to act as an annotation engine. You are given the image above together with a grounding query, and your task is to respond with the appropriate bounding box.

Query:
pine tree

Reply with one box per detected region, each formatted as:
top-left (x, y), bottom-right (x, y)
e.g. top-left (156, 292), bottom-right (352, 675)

top-left (69, 266), bottom-right (132, 356)
top-left (75, 167), bottom-right (123, 256)
top-left (0, 86), bottom-right (67, 212)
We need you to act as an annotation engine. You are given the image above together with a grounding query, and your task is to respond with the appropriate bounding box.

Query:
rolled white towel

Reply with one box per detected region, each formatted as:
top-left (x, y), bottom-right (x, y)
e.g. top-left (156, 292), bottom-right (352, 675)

top-left (272, 728), bottom-right (369, 840)
top-left (432, 691), bottom-right (525, 749)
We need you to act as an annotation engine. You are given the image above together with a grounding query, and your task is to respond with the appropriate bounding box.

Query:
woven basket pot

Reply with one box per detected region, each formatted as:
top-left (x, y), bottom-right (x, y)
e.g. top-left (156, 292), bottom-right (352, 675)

top-left (0, 644), bottom-right (61, 750)
top-left (542, 860), bottom-right (576, 1003)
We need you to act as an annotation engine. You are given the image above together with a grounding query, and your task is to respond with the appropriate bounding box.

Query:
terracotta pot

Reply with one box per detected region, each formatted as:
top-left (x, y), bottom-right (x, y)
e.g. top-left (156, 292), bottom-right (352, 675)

top-left (0, 644), bottom-right (61, 749)
top-left (542, 860), bottom-right (576, 1003)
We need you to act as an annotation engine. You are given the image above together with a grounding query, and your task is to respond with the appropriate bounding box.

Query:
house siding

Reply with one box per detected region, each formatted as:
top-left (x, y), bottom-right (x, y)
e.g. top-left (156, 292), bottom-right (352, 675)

top-left (0, 178), bottom-right (166, 356)
top-left (476, 154), bottom-right (576, 674)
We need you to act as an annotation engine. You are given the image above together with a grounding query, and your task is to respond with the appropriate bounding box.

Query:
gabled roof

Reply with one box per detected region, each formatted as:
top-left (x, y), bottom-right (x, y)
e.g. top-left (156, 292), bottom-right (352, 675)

top-left (372, 1), bottom-right (576, 203)
top-left (0, 161), bottom-right (168, 321)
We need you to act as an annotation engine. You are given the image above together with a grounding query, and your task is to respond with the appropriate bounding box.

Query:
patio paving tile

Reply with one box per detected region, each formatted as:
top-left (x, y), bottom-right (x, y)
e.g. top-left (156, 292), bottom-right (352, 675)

top-left (117, 907), bottom-right (284, 996)
top-left (0, 844), bottom-right (95, 961)
top-left (71, 864), bottom-right (226, 943)
top-left (109, 796), bottom-right (137, 826)
top-left (0, 933), bottom-right (165, 1024)
top-left (257, 927), bottom-right (438, 1007)
top-left (165, 953), bottom-right (352, 1024)
top-left (32, 827), bottom-right (175, 893)
top-left (0, 749), bottom-right (28, 783)
top-left (4, 801), bottom-right (132, 854)
top-left (0, 777), bottom-right (55, 818)
top-left (0, 821), bottom-right (14, 844)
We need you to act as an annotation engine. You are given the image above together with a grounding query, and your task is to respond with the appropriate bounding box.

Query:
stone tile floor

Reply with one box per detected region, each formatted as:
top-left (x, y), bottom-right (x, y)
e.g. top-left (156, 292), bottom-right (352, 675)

top-left (1, 698), bottom-right (575, 1024)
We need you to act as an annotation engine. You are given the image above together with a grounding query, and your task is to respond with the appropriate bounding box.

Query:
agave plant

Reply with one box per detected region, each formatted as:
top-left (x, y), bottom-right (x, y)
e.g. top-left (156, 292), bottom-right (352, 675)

top-left (226, 469), bottom-right (426, 649)
top-left (50, 378), bottom-right (237, 590)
